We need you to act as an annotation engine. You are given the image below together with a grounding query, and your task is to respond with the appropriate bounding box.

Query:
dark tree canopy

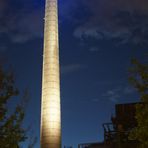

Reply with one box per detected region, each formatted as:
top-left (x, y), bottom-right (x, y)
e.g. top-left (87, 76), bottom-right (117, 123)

top-left (0, 66), bottom-right (27, 147)
top-left (129, 58), bottom-right (148, 148)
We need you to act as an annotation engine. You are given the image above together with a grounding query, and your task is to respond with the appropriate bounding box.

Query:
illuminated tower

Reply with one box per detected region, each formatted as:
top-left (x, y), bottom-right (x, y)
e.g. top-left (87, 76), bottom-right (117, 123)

top-left (40, 0), bottom-right (61, 147)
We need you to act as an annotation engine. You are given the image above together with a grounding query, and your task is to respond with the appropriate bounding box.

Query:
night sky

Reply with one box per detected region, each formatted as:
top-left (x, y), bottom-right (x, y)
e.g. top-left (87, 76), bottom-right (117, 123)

top-left (0, 0), bottom-right (147, 147)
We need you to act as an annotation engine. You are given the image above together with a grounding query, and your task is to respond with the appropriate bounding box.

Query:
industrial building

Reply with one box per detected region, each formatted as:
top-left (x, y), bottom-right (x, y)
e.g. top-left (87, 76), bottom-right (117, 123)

top-left (78, 103), bottom-right (139, 148)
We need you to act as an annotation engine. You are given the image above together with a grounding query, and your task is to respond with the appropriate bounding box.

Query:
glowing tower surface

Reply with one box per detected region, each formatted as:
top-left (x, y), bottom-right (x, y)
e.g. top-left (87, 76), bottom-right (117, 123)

top-left (41, 0), bottom-right (61, 147)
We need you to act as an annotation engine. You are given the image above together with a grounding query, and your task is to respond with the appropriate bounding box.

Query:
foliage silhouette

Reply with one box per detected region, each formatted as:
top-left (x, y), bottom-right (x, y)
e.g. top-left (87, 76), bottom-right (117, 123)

top-left (129, 57), bottom-right (148, 148)
top-left (0, 66), bottom-right (37, 148)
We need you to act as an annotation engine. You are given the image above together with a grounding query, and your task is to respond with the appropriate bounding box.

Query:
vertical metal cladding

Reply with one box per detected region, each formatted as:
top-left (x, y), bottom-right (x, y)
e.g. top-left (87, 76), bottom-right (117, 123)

top-left (41, 0), bottom-right (61, 147)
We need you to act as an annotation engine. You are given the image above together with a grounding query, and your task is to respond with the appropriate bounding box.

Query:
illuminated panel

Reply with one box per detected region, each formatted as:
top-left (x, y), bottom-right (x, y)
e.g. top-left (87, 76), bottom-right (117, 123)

top-left (41, 0), bottom-right (61, 147)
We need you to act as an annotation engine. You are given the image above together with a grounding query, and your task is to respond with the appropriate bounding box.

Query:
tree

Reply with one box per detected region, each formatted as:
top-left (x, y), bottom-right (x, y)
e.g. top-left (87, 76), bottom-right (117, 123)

top-left (0, 66), bottom-right (27, 147)
top-left (129, 58), bottom-right (148, 148)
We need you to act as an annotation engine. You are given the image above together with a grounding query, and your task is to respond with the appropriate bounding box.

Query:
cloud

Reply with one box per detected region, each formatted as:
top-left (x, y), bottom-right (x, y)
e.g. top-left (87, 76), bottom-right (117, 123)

top-left (0, 0), bottom-right (44, 44)
top-left (0, 46), bottom-right (7, 52)
top-left (74, 27), bottom-right (103, 40)
top-left (0, 0), bottom-right (7, 18)
top-left (10, 10), bottom-right (44, 43)
top-left (88, 47), bottom-right (100, 52)
top-left (92, 98), bottom-right (100, 102)
top-left (102, 86), bottom-right (136, 102)
top-left (1, 0), bottom-right (148, 46)
top-left (102, 88), bottom-right (121, 103)
top-left (73, 0), bottom-right (148, 45)
top-left (61, 64), bottom-right (86, 75)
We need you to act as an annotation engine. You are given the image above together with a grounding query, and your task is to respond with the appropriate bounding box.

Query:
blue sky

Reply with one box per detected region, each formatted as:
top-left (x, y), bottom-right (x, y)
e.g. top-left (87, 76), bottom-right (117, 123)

top-left (0, 0), bottom-right (147, 147)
